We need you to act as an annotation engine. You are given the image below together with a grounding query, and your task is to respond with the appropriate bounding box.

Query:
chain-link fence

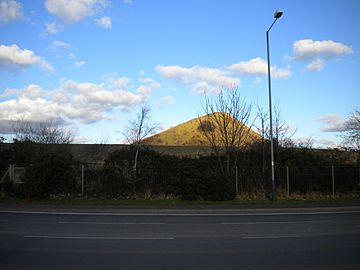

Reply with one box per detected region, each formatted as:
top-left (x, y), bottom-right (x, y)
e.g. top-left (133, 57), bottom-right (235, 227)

top-left (76, 163), bottom-right (360, 198)
top-left (2, 162), bottom-right (359, 199)
top-left (276, 166), bottom-right (359, 196)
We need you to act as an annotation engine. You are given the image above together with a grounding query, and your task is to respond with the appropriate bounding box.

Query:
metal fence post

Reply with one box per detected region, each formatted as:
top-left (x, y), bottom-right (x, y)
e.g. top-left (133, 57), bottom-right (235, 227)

top-left (286, 166), bottom-right (290, 198)
top-left (235, 166), bottom-right (239, 194)
top-left (358, 164), bottom-right (360, 194)
top-left (81, 165), bottom-right (85, 197)
top-left (332, 166), bottom-right (335, 198)
top-left (9, 164), bottom-right (14, 182)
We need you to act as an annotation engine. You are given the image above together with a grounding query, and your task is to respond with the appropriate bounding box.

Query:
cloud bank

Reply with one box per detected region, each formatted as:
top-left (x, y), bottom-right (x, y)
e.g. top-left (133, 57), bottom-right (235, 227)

top-left (0, 0), bottom-right (23, 23)
top-left (318, 114), bottom-right (348, 132)
top-left (156, 65), bottom-right (240, 95)
top-left (45, 21), bottom-right (64, 34)
top-left (96, 16), bottom-right (111, 29)
top-left (229, 57), bottom-right (290, 78)
top-left (156, 58), bottom-right (291, 95)
top-left (45, 0), bottom-right (108, 24)
top-left (0, 74), bottom-right (155, 134)
top-left (292, 39), bottom-right (353, 72)
top-left (0, 44), bottom-right (54, 72)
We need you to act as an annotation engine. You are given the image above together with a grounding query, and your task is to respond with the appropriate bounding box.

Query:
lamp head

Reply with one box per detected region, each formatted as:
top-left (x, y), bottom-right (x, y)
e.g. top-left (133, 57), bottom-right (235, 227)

top-left (274, 10), bottom-right (283, 19)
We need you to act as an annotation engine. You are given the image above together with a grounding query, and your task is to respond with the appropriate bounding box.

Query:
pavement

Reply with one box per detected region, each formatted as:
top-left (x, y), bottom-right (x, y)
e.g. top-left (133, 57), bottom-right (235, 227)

top-left (1, 200), bottom-right (360, 269)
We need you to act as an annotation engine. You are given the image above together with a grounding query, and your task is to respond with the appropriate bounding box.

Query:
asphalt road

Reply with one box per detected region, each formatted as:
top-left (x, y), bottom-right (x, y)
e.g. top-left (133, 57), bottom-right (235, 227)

top-left (0, 207), bottom-right (360, 269)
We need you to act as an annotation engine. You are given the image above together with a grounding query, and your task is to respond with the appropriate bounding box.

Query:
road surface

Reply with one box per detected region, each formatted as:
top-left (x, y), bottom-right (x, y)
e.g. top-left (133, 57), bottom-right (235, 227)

top-left (0, 206), bottom-right (360, 269)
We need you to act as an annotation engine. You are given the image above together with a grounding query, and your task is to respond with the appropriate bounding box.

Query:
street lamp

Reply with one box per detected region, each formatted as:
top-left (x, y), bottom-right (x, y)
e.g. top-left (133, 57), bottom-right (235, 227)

top-left (266, 10), bottom-right (283, 202)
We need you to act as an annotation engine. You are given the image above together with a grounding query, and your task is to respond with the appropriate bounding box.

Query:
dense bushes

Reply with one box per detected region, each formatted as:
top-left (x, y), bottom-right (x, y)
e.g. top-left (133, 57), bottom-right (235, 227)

top-left (25, 154), bottom-right (77, 198)
top-left (1, 142), bottom-right (359, 200)
top-left (0, 146), bottom-right (11, 179)
top-left (165, 173), bottom-right (232, 201)
top-left (162, 157), bottom-right (235, 200)
top-left (97, 147), bottom-right (235, 200)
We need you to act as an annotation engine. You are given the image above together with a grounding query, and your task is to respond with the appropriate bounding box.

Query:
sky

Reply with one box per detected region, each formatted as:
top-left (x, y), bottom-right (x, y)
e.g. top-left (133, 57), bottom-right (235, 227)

top-left (0, 0), bottom-right (359, 147)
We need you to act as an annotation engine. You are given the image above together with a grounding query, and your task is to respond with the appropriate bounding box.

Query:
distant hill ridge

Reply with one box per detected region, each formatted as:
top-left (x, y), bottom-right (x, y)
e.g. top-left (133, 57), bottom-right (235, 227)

top-left (144, 112), bottom-right (261, 146)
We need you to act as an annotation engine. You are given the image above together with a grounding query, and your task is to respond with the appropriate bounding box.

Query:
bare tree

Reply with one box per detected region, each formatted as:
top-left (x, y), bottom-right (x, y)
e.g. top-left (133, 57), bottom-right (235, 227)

top-left (90, 135), bottom-right (111, 161)
top-left (255, 103), bottom-right (296, 148)
top-left (255, 103), bottom-right (297, 180)
top-left (294, 137), bottom-right (314, 149)
top-left (342, 109), bottom-right (360, 150)
top-left (12, 119), bottom-right (74, 144)
top-left (254, 103), bottom-right (269, 174)
top-left (272, 104), bottom-right (297, 149)
top-left (199, 88), bottom-right (254, 178)
top-left (123, 104), bottom-right (159, 172)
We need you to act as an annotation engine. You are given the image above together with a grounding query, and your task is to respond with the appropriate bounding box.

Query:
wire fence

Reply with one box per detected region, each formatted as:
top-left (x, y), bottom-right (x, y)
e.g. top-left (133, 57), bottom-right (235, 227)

top-left (1, 163), bottom-right (359, 199)
top-left (75, 163), bottom-right (360, 198)
top-left (237, 166), bottom-right (359, 197)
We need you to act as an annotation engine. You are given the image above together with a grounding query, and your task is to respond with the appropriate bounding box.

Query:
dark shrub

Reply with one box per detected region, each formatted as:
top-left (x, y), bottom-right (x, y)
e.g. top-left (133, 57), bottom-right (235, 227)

top-left (25, 154), bottom-right (76, 198)
top-left (164, 159), bottom-right (235, 201)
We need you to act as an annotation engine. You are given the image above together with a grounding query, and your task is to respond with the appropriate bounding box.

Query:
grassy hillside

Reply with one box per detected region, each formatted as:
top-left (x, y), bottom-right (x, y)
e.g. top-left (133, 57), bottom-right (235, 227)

top-left (144, 112), bottom-right (261, 146)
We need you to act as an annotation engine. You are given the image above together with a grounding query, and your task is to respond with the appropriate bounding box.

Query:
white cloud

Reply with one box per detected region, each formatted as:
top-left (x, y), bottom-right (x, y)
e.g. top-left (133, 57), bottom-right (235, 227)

top-left (72, 135), bottom-right (91, 144)
top-left (315, 138), bottom-right (338, 148)
top-left (293, 39), bottom-right (353, 60)
top-left (59, 79), bottom-right (146, 118)
top-left (136, 85), bottom-right (150, 98)
top-left (21, 84), bottom-right (46, 99)
top-left (0, 77), bottom-right (148, 133)
top-left (45, 21), bottom-right (64, 34)
top-left (156, 65), bottom-right (240, 95)
top-left (0, 88), bottom-right (17, 99)
top-left (0, 84), bottom-right (45, 100)
top-left (253, 77), bottom-right (262, 85)
top-left (140, 77), bottom-right (161, 90)
top-left (0, 44), bottom-right (54, 72)
top-left (68, 52), bottom-right (76, 59)
top-left (45, 0), bottom-right (107, 24)
top-left (306, 58), bottom-right (325, 72)
top-left (74, 60), bottom-right (85, 68)
top-left (51, 40), bottom-right (72, 50)
top-left (96, 16), bottom-right (111, 29)
top-left (229, 57), bottom-right (291, 79)
top-left (102, 72), bottom-right (131, 89)
top-left (292, 39), bottom-right (353, 72)
top-left (164, 95), bottom-right (175, 105)
top-left (49, 40), bottom-right (78, 62)
top-left (123, 0), bottom-right (132, 5)
top-left (0, 0), bottom-right (23, 23)
top-left (318, 114), bottom-right (348, 132)
top-left (0, 96), bottom-right (63, 127)
top-left (15, 84), bottom-right (46, 99)
top-left (156, 95), bottom-right (175, 109)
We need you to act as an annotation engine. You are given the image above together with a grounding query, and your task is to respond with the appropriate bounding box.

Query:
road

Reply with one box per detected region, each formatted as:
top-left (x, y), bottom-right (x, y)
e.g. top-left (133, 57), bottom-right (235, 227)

top-left (0, 206), bottom-right (360, 269)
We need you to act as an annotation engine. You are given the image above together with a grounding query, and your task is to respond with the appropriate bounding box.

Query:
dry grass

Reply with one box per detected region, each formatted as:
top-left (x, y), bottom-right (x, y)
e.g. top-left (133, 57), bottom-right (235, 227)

top-left (144, 112), bottom-right (260, 146)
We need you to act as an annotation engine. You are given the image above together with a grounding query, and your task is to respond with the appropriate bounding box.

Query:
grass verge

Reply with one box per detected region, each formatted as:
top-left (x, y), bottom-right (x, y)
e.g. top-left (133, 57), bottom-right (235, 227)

top-left (1, 194), bottom-right (360, 207)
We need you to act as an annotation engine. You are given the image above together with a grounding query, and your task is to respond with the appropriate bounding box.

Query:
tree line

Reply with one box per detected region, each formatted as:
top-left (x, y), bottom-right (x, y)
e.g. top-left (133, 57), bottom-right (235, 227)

top-left (0, 141), bottom-right (358, 200)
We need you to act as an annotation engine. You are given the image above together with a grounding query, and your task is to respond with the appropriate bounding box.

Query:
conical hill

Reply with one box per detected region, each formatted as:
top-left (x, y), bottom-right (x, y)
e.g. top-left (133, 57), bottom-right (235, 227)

top-left (144, 112), bottom-right (261, 146)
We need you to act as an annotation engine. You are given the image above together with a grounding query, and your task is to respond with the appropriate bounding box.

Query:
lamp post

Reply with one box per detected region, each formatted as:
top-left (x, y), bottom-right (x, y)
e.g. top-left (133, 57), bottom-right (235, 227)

top-left (266, 10), bottom-right (283, 202)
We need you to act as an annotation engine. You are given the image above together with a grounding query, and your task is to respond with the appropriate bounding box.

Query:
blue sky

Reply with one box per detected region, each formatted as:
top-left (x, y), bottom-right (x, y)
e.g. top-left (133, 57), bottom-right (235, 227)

top-left (0, 0), bottom-right (359, 146)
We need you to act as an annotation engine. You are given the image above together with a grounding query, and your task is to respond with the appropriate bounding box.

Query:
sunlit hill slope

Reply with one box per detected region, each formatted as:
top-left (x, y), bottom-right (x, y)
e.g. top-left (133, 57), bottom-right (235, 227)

top-left (144, 112), bottom-right (261, 146)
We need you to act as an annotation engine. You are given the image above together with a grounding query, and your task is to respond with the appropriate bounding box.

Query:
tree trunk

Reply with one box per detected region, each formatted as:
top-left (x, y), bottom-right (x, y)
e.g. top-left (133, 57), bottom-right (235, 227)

top-left (133, 144), bottom-right (140, 173)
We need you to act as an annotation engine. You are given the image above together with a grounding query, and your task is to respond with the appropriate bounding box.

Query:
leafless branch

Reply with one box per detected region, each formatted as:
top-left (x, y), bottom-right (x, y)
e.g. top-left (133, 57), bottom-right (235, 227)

top-left (199, 88), bottom-right (253, 176)
top-left (342, 109), bottom-right (360, 150)
top-left (12, 119), bottom-right (74, 144)
top-left (122, 104), bottom-right (160, 172)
